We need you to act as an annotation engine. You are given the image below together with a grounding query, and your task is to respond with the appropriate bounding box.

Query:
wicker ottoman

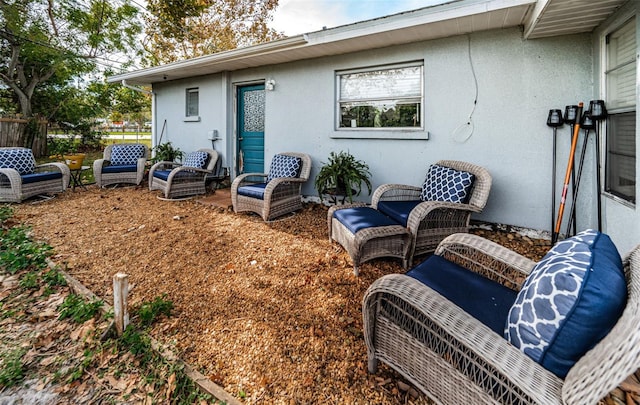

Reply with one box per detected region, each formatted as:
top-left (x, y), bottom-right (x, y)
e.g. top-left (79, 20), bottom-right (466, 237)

top-left (328, 206), bottom-right (411, 275)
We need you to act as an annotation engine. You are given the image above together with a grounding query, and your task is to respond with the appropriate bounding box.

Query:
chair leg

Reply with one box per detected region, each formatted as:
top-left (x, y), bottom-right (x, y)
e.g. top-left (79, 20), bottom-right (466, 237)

top-left (368, 356), bottom-right (378, 373)
top-left (353, 265), bottom-right (359, 276)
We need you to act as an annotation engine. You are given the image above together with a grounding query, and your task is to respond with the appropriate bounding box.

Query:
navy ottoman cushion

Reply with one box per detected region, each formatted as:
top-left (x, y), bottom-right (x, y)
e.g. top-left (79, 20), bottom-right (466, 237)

top-left (333, 207), bottom-right (399, 235)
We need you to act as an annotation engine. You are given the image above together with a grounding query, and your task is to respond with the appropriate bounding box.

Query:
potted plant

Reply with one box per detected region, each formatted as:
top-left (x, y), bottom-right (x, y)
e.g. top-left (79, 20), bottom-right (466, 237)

top-left (151, 142), bottom-right (184, 164)
top-left (48, 136), bottom-right (85, 170)
top-left (315, 150), bottom-right (372, 204)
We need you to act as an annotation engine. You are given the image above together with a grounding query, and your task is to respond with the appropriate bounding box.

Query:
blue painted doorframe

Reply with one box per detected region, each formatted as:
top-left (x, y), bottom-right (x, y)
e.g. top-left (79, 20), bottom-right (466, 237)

top-left (237, 84), bottom-right (265, 174)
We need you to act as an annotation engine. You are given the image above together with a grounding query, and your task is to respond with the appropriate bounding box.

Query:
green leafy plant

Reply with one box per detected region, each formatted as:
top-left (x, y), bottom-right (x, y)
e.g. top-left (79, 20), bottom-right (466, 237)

top-left (151, 142), bottom-right (184, 164)
top-left (0, 226), bottom-right (52, 274)
top-left (58, 294), bottom-right (103, 323)
top-left (314, 151), bottom-right (372, 204)
top-left (138, 294), bottom-right (173, 327)
top-left (0, 348), bottom-right (25, 388)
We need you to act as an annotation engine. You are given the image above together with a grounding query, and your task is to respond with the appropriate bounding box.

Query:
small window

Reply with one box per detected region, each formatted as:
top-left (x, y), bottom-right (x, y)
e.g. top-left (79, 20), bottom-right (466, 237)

top-left (186, 88), bottom-right (199, 117)
top-left (336, 62), bottom-right (423, 130)
top-left (605, 17), bottom-right (636, 204)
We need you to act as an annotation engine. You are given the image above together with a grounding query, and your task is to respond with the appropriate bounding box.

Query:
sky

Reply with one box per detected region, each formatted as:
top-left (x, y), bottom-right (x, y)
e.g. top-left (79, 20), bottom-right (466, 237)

top-left (269, 0), bottom-right (451, 36)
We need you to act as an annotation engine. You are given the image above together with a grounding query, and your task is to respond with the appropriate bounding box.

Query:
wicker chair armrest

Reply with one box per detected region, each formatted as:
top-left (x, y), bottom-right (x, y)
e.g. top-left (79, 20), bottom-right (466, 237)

top-left (232, 172), bottom-right (268, 187)
top-left (0, 167), bottom-right (21, 188)
top-left (363, 273), bottom-right (563, 404)
top-left (36, 162), bottom-right (71, 175)
top-left (435, 233), bottom-right (535, 290)
top-left (150, 161), bottom-right (181, 171)
top-left (172, 165), bottom-right (211, 174)
top-left (405, 200), bottom-right (481, 232)
top-left (372, 184), bottom-right (422, 208)
top-left (262, 176), bottom-right (306, 202)
top-left (326, 203), bottom-right (369, 238)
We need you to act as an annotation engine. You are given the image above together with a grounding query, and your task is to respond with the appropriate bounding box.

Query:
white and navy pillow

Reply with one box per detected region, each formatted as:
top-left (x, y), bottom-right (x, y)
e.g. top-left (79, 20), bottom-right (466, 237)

top-left (183, 151), bottom-right (209, 169)
top-left (110, 144), bottom-right (146, 166)
top-left (267, 154), bottom-right (302, 182)
top-left (420, 164), bottom-right (475, 203)
top-left (504, 229), bottom-right (626, 378)
top-left (0, 148), bottom-right (36, 175)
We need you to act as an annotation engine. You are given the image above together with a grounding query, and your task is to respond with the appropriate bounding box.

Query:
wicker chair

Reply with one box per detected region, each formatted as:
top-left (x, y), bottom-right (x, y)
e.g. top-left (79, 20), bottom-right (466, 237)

top-left (93, 143), bottom-right (149, 188)
top-left (372, 160), bottom-right (491, 267)
top-left (0, 147), bottom-right (70, 203)
top-left (149, 149), bottom-right (219, 200)
top-left (231, 152), bottom-right (311, 221)
top-left (363, 232), bottom-right (640, 405)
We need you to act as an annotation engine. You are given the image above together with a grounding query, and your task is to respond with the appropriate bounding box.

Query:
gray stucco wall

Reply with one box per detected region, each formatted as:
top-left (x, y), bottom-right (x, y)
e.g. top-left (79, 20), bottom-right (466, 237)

top-left (153, 27), bottom-right (601, 238)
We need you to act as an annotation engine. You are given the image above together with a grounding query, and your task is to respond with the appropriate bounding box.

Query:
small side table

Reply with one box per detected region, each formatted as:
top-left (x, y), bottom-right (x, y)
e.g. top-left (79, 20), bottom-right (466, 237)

top-left (70, 165), bottom-right (90, 191)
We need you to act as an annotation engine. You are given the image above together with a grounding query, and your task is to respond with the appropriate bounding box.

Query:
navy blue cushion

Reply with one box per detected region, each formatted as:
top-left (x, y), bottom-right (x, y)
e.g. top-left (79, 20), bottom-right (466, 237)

top-left (407, 255), bottom-right (518, 335)
top-left (110, 144), bottom-right (145, 165)
top-left (267, 155), bottom-right (302, 182)
top-left (376, 201), bottom-right (422, 227)
top-left (505, 230), bottom-right (626, 378)
top-left (153, 170), bottom-right (200, 181)
top-left (102, 164), bottom-right (138, 173)
top-left (333, 207), bottom-right (403, 235)
top-left (0, 148), bottom-right (36, 175)
top-left (421, 164), bottom-right (475, 203)
top-left (237, 183), bottom-right (268, 199)
top-left (21, 172), bottom-right (62, 184)
top-left (183, 151), bottom-right (209, 169)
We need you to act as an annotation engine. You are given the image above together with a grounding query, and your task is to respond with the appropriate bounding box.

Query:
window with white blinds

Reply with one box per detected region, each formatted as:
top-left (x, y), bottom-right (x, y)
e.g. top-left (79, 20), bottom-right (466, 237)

top-left (605, 17), bottom-right (636, 204)
top-left (186, 88), bottom-right (199, 117)
top-left (336, 62), bottom-right (423, 130)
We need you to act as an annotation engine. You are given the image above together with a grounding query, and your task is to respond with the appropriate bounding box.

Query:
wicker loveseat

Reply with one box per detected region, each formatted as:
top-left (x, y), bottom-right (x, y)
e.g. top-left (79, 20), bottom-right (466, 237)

top-left (363, 231), bottom-right (640, 405)
top-left (231, 152), bottom-right (311, 221)
top-left (372, 160), bottom-right (492, 267)
top-left (93, 143), bottom-right (149, 188)
top-left (0, 147), bottom-right (70, 203)
top-left (149, 148), bottom-right (219, 200)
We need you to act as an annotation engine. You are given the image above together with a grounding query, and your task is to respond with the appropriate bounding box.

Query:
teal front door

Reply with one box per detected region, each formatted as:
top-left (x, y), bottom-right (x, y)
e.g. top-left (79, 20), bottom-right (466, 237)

top-left (237, 84), bottom-right (265, 174)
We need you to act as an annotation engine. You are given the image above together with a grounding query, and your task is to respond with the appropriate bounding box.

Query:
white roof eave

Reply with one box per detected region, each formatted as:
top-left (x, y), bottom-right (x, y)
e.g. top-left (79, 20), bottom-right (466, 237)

top-left (109, 0), bottom-right (537, 86)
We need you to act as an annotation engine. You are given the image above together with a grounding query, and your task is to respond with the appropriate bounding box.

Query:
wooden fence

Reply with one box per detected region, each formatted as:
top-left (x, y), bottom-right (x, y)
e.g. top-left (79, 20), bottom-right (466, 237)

top-left (0, 117), bottom-right (48, 157)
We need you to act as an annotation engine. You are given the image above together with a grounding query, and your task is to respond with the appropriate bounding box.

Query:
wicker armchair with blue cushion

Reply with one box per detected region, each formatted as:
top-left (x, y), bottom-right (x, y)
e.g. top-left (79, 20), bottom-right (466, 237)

top-left (231, 152), bottom-right (311, 221)
top-left (0, 147), bottom-right (70, 203)
top-left (363, 230), bottom-right (640, 405)
top-left (148, 149), bottom-right (219, 200)
top-left (372, 159), bottom-right (492, 267)
top-left (93, 143), bottom-right (149, 188)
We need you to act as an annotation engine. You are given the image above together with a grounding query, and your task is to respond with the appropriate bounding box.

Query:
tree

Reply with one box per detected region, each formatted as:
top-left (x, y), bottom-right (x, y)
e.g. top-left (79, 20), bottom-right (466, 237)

top-left (143, 0), bottom-right (284, 66)
top-left (0, 0), bottom-right (142, 147)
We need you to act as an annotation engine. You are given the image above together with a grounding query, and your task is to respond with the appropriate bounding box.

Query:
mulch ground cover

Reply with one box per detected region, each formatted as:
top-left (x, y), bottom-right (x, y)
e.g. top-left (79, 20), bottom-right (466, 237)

top-left (8, 185), bottom-right (638, 404)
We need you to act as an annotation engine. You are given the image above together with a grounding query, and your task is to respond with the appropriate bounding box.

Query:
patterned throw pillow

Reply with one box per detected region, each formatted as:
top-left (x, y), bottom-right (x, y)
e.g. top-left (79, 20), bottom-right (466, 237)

top-left (267, 154), bottom-right (302, 182)
top-left (183, 151), bottom-right (209, 169)
top-left (0, 148), bottom-right (36, 175)
top-left (504, 229), bottom-right (626, 378)
top-left (110, 144), bottom-right (146, 166)
top-left (420, 164), bottom-right (475, 203)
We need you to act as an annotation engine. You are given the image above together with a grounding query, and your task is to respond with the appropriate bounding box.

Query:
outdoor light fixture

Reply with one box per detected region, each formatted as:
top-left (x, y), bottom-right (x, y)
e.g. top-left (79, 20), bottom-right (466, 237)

top-left (547, 109), bottom-right (564, 127)
top-left (589, 99), bottom-right (608, 119)
top-left (564, 105), bottom-right (579, 124)
top-left (580, 111), bottom-right (595, 130)
top-left (266, 79), bottom-right (276, 91)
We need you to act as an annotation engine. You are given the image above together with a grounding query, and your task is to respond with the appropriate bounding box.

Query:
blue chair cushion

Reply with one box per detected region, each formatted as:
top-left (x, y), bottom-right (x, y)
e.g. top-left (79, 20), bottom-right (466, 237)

top-left (183, 151), bottom-right (209, 169)
top-left (333, 207), bottom-right (400, 235)
top-left (266, 154), bottom-right (302, 182)
top-left (376, 200), bottom-right (422, 227)
top-left (421, 164), bottom-right (475, 203)
top-left (153, 170), bottom-right (200, 181)
top-left (110, 144), bottom-right (145, 166)
top-left (407, 254), bottom-right (518, 335)
top-left (237, 183), bottom-right (268, 200)
top-left (505, 229), bottom-right (626, 378)
top-left (21, 172), bottom-right (62, 184)
top-left (102, 164), bottom-right (138, 173)
top-left (0, 148), bottom-right (36, 175)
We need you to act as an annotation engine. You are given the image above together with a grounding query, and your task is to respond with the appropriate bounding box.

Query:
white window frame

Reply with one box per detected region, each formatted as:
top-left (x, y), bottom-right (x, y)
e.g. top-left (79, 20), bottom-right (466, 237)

top-left (602, 16), bottom-right (637, 206)
top-left (334, 61), bottom-right (427, 140)
top-left (185, 87), bottom-right (200, 122)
